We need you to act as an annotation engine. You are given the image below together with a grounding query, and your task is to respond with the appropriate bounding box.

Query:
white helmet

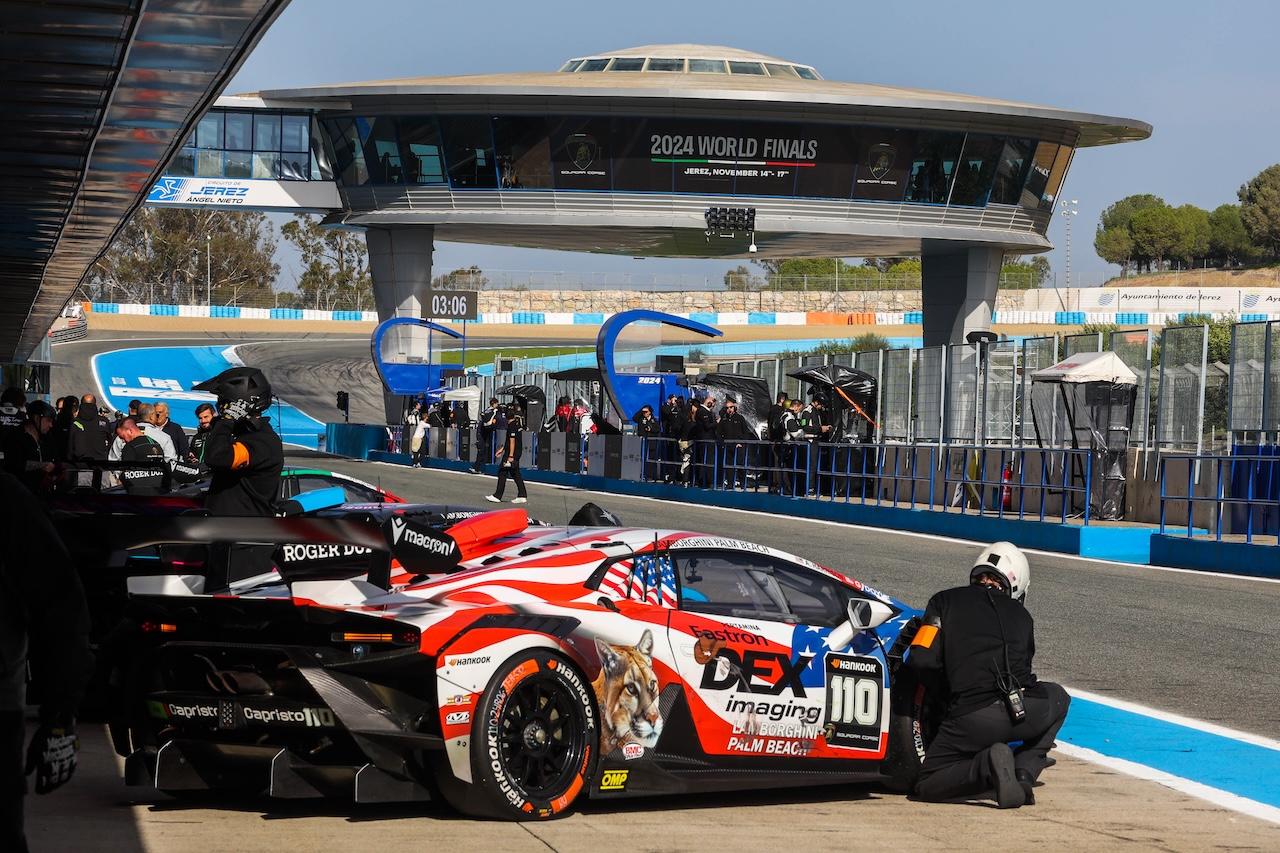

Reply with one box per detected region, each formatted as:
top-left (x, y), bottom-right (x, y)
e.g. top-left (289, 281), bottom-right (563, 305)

top-left (970, 541), bottom-right (1030, 602)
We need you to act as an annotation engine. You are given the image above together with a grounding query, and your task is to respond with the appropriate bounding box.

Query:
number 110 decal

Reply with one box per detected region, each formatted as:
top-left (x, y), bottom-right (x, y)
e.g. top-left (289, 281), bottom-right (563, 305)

top-left (822, 654), bottom-right (885, 750)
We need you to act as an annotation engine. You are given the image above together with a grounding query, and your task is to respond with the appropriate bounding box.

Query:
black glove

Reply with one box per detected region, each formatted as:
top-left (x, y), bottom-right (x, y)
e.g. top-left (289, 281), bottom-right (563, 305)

top-left (25, 722), bottom-right (79, 794)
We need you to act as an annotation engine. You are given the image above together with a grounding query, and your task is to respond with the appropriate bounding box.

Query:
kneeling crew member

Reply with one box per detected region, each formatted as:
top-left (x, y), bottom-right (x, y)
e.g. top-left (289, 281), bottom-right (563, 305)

top-left (907, 542), bottom-right (1069, 808)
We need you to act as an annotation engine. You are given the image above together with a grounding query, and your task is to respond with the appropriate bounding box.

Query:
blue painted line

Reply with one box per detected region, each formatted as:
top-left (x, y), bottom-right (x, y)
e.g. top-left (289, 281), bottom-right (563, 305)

top-left (92, 345), bottom-right (326, 449)
top-left (1060, 696), bottom-right (1280, 809)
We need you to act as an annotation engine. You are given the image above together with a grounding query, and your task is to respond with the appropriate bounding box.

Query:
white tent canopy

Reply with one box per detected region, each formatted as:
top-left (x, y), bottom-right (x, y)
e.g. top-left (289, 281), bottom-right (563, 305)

top-left (1031, 350), bottom-right (1138, 386)
top-left (426, 385), bottom-right (482, 406)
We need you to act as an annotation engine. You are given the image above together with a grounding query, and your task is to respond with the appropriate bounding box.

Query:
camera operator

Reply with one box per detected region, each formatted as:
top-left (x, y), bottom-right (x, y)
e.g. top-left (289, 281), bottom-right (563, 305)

top-left (473, 397), bottom-right (505, 474)
top-left (2, 472), bottom-right (93, 853)
top-left (660, 394), bottom-right (686, 484)
top-left (906, 542), bottom-right (1069, 808)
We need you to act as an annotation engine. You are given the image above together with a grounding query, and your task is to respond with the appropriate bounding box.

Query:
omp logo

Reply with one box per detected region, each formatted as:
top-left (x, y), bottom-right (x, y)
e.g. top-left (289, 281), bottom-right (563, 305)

top-left (1244, 293), bottom-right (1261, 309)
top-left (148, 178), bottom-right (187, 202)
top-left (599, 769), bottom-right (629, 790)
top-left (445, 711), bottom-right (471, 725)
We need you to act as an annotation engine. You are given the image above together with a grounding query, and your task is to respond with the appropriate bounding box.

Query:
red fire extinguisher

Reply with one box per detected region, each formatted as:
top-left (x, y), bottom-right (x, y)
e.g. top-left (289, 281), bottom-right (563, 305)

top-left (1001, 462), bottom-right (1014, 510)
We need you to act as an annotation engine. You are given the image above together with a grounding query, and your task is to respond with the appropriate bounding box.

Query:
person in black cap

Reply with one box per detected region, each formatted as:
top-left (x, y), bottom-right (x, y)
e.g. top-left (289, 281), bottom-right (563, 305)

top-left (193, 367), bottom-right (283, 518)
top-left (1, 401), bottom-right (56, 494)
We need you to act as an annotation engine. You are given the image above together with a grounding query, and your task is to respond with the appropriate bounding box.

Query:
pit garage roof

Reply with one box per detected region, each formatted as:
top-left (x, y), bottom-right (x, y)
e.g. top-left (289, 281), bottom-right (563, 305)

top-left (0, 0), bottom-right (292, 363)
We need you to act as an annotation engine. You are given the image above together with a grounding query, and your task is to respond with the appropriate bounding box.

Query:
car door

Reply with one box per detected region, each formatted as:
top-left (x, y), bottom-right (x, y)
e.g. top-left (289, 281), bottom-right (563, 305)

top-left (665, 548), bottom-right (888, 764)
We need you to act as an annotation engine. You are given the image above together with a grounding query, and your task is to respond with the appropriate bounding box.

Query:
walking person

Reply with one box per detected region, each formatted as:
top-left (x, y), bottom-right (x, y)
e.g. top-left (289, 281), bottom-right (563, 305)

top-left (486, 403), bottom-right (527, 504)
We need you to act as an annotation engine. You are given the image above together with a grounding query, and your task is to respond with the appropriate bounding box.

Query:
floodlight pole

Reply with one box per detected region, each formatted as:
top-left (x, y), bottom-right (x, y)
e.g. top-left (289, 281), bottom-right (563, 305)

top-left (205, 233), bottom-right (212, 306)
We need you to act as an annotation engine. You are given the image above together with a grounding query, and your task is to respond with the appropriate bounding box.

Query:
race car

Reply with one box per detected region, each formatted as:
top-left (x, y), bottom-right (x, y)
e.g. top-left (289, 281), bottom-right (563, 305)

top-left (115, 508), bottom-right (928, 819)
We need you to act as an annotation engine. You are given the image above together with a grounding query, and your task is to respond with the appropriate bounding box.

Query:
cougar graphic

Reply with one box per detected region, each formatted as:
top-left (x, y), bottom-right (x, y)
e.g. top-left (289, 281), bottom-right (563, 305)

top-left (592, 629), bottom-right (664, 756)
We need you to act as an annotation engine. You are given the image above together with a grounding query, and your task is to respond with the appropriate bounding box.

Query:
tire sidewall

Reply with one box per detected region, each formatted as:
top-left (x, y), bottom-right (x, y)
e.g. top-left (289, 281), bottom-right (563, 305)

top-left (471, 650), bottom-right (597, 820)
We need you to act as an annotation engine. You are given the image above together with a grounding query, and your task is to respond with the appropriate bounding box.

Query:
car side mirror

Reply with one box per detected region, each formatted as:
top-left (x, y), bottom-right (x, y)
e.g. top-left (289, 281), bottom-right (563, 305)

top-left (826, 598), bottom-right (896, 649)
top-left (848, 598), bottom-right (895, 631)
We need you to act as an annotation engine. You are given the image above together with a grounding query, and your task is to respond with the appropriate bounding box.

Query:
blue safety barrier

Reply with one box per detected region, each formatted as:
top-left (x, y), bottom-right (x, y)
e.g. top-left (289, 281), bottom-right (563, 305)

top-left (512, 311), bottom-right (546, 324)
top-left (1055, 311), bottom-right (1086, 324)
top-left (333, 310), bottom-right (363, 321)
top-left (270, 308), bottom-right (302, 320)
top-left (688, 312), bottom-right (718, 325)
top-left (748, 312), bottom-right (776, 325)
top-left (573, 313), bottom-right (604, 324)
top-left (210, 305), bottom-right (241, 319)
top-left (903, 311), bottom-right (923, 324)
top-left (92, 302), bottom-right (120, 314)
top-left (1240, 313), bottom-right (1269, 322)
top-left (1115, 312), bottom-right (1149, 324)
top-left (148, 304), bottom-right (177, 316)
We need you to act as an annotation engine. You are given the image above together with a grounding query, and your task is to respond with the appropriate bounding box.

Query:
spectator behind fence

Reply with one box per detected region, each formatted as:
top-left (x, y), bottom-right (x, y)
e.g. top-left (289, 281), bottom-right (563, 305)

top-left (687, 395), bottom-right (717, 488)
top-left (781, 399), bottom-right (807, 496)
top-left (152, 402), bottom-right (188, 459)
top-left (766, 392), bottom-right (789, 494)
top-left (633, 405), bottom-right (661, 481)
top-left (716, 398), bottom-right (752, 489)
top-left (660, 393), bottom-right (686, 484)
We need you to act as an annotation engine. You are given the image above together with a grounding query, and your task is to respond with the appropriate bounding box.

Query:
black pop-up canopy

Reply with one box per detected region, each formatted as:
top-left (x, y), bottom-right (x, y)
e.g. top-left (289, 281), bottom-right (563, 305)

top-left (681, 373), bottom-right (772, 439)
top-left (496, 384), bottom-right (546, 405)
top-left (786, 363), bottom-right (878, 439)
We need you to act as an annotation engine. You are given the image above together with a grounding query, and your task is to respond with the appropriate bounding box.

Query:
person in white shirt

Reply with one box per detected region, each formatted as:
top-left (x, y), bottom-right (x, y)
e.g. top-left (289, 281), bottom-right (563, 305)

top-left (108, 402), bottom-right (176, 461)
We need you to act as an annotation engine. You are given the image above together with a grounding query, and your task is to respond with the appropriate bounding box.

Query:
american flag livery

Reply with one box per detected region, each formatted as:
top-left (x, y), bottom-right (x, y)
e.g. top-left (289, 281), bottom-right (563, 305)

top-left (598, 554), bottom-right (678, 607)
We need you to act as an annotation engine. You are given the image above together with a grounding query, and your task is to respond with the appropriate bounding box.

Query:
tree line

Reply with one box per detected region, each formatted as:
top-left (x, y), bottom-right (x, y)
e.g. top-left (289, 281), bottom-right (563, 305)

top-left (84, 211), bottom-right (373, 310)
top-left (723, 255), bottom-right (1051, 291)
top-left (1094, 164), bottom-right (1280, 275)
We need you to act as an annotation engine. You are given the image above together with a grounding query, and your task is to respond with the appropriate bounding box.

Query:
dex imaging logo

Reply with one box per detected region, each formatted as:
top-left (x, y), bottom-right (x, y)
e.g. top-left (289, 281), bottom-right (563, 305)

top-left (148, 178), bottom-right (188, 202)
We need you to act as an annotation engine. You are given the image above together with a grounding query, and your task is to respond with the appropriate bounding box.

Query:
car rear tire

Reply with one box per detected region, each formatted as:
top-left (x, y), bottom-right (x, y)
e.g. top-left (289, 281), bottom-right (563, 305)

top-left (453, 650), bottom-right (597, 820)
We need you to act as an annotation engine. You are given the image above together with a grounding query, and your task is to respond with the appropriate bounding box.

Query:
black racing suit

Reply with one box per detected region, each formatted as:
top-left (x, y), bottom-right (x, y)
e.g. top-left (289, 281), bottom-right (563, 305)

top-left (202, 415), bottom-right (283, 585)
top-left (118, 434), bottom-right (166, 495)
top-left (906, 584), bottom-right (1069, 802)
top-left (1, 473), bottom-right (93, 853)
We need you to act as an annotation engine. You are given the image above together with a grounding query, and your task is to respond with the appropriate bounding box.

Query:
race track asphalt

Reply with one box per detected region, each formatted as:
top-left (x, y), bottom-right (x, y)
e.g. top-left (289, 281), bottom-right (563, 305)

top-left (298, 452), bottom-right (1280, 738)
top-left (54, 330), bottom-right (1280, 734)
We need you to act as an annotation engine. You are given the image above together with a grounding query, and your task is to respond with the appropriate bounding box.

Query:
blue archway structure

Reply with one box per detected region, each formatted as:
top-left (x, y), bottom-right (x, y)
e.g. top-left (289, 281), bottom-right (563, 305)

top-left (596, 309), bottom-right (722, 422)
top-left (371, 317), bottom-right (465, 396)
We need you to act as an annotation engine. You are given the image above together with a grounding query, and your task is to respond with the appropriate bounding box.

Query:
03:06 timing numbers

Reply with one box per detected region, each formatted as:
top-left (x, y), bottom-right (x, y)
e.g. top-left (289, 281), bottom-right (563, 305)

top-left (430, 293), bottom-right (470, 318)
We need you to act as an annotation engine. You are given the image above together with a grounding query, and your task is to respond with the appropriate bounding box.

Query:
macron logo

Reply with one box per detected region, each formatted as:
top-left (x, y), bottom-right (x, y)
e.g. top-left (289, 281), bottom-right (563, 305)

top-left (391, 517), bottom-right (453, 556)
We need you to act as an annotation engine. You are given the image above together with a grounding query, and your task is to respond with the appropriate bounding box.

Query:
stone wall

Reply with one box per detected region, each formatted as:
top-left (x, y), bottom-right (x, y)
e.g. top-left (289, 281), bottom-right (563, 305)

top-left (476, 289), bottom-right (1028, 314)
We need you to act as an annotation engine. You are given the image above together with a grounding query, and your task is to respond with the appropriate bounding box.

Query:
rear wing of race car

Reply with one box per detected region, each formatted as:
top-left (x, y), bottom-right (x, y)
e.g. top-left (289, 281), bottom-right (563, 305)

top-left (63, 508), bottom-right (531, 594)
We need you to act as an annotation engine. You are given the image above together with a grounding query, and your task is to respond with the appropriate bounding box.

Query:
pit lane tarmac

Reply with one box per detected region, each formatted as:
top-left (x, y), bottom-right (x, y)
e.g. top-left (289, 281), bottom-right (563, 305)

top-left (26, 723), bottom-right (1279, 852)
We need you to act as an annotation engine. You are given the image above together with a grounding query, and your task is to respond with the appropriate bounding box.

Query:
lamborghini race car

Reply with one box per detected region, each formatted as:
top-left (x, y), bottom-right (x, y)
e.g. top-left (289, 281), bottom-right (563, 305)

top-left (114, 508), bottom-right (928, 819)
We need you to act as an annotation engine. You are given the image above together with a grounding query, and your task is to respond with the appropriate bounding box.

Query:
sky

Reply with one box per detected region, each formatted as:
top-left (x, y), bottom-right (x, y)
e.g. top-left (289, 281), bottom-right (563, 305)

top-left (227, 0), bottom-right (1280, 289)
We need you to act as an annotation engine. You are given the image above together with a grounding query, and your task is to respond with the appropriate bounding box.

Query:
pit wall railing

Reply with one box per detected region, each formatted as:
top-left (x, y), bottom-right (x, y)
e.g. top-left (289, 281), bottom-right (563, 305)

top-left (380, 424), bottom-right (1095, 526)
top-left (1159, 452), bottom-right (1280, 544)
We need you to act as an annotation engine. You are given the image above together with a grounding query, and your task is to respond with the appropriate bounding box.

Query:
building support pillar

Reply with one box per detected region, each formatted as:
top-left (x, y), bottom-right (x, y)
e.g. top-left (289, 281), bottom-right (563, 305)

top-left (920, 245), bottom-right (1004, 347)
top-left (365, 225), bottom-right (434, 422)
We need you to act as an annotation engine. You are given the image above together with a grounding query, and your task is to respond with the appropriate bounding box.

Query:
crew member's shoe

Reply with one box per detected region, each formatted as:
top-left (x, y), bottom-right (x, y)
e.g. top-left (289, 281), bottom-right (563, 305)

top-left (512, 497), bottom-right (527, 504)
top-left (988, 743), bottom-right (1025, 809)
top-left (485, 495), bottom-right (501, 503)
top-left (1015, 769), bottom-right (1036, 805)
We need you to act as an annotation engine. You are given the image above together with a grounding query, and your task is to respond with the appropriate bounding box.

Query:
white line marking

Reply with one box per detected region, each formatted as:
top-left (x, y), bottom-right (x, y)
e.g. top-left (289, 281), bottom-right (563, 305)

top-left (1065, 687), bottom-right (1280, 751)
top-left (1055, 743), bottom-right (1280, 826)
top-left (356, 460), bottom-right (1280, 586)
